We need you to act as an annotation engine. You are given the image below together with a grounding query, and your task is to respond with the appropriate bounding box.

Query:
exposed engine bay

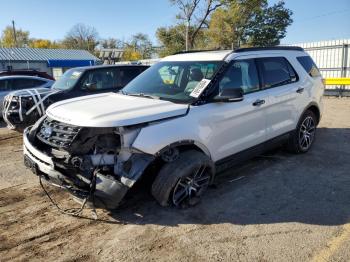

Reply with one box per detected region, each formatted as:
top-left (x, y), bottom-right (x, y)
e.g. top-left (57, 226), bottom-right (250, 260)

top-left (25, 116), bottom-right (154, 209)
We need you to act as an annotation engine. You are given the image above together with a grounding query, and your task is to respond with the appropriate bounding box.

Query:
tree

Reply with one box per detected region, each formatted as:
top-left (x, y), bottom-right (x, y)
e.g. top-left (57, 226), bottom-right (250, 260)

top-left (100, 38), bottom-right (123, 49)
top-left (156, 25), bottom-right (186, 57)
top-left (128, 33), bottom-right (153, 59)
top-left (170, 0), bottom-right (222, 50)
top-left (122, 48), bottom-right (142, 61)
top-left (62, 23), bottom-right (99, 52)
top-left (208, 0), bottom-right (267, 49)
top-left (208, 0), bottom-right (292, 49)
top-left (0, 26), bottom-right (30, 47)
top-left (29, 39), bottom-right (63, 49)
top-left (156, 24), bottom-right (209, 57)
top-left (243, 1), bottom-right (293, 46)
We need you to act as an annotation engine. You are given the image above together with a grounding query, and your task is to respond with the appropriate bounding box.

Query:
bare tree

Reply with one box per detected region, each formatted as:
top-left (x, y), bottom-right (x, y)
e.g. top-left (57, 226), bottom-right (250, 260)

top-left (63, 23), bottom-right (99, 52)
top-left (101, 38), bottom-right (124, 49)
top-left (170, 0), bottom-right (222, 50)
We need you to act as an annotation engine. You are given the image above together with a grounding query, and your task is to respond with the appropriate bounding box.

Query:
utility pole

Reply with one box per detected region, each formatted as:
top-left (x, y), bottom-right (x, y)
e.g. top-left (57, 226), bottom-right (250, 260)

top-left (12, 20), bottom-right (17, 47)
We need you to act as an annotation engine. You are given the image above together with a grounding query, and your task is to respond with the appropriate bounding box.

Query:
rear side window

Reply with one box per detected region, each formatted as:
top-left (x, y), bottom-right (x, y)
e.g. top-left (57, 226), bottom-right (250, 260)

top-left (258, 57), bottom-right (298, 89)
top-left (120, 68), bottom-right (142, 87)
top-left (80, 68), bottom-right (118, 91)
top-left (297, 56), bottom-right (321, 77)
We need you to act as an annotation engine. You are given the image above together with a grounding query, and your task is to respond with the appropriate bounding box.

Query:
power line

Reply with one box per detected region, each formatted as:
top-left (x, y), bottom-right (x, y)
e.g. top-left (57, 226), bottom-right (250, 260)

top-left (296, 8), bottom-right (350, 23)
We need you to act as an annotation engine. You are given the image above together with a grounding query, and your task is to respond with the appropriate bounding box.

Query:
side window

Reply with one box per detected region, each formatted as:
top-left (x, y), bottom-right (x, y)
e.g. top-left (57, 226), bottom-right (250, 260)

top-left (120, 68), bottom-right (142, 87)
top-left (0, 80), bottom-right (8, 91)
top-left (218, 59), bottom-right (260, 94)
top-left (11, 78), bottom-right (36, 90)
top-left (258, 57), bottom-right (298, 89)
top-left (158, 66), bottom-right (182, 86)
top-left (32, 79), bottom-right (47, 86)
top-left (80, 68), bottom-right (117, 91)
top-left (297, 56), bottom-right (321, 77)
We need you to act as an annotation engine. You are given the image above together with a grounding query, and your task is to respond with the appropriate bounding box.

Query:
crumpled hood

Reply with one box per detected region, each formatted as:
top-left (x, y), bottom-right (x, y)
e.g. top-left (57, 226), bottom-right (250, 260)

top-left (46, 93), bottom-right (189, 127)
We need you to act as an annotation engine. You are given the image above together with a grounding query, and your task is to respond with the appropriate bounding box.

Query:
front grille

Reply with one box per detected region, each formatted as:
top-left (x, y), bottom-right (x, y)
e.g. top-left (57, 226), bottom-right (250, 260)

top-left (37, 117), bottom-right (81, 148)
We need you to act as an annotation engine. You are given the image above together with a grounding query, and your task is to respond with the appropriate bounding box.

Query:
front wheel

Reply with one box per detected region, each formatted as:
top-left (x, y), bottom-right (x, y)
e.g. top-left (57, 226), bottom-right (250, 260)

top-left (151, 150), bottom-right (215, 208)
top-left (287, 110), bottom-right (317, 153)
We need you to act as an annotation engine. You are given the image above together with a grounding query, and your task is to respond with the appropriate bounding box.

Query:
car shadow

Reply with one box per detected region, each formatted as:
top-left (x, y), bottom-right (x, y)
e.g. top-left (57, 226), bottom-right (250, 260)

top-left (0, 120), bottom-right (6, 128)
top-left (107, 127), bottom-right (350, 227)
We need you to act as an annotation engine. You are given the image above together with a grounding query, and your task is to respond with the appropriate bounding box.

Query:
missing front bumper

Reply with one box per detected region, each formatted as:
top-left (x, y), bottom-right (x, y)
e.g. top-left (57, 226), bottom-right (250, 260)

top-left (23, 128), bottom-right (154, 209)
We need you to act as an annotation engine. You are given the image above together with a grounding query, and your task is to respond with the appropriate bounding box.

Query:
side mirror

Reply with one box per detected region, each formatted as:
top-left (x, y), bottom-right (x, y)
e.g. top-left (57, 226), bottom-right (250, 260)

top-left (213, 87), bottom-right (244, 102)
top-left (84, 82), bottom-right (97, 91)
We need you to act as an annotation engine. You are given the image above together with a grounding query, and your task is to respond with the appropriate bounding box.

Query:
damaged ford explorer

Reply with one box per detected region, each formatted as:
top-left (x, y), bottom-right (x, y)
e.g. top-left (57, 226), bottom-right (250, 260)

top-left (23, 47), bottom-right (324, 209)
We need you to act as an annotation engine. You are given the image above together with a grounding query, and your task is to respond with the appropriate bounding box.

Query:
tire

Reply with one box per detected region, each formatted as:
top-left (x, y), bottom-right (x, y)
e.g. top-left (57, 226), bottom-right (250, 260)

top-left (151, 150), bottom-right (215, 208)
top-left (286, 110), bottom-right (317, 154)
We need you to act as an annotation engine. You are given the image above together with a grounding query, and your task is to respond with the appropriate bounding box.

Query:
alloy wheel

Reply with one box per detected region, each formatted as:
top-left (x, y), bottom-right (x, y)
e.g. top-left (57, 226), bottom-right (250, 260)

top-left (299, 116), bottom-right (316, 151)
top-left (172, 165), bottom-right (211, 206)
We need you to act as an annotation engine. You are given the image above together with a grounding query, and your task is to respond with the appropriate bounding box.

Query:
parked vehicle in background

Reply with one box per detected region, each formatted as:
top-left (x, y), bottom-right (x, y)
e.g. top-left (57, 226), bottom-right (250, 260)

top-left (2, 64), bottom-right (149, 130)
top-left (0, 69), bottom-right (55, 81)
top-left (0, 76), bottom-right (53, 118)
top-left (23, 47), bottom-right (324, 210)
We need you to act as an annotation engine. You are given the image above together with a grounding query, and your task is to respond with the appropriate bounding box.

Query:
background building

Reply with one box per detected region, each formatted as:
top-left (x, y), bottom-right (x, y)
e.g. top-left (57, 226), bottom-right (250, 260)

top-left (0, 48), bottom-right (100, 79)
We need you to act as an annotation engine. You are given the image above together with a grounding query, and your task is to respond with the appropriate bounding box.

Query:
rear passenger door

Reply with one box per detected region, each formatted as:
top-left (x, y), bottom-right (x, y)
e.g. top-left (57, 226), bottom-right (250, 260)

top-left (256, 56), bottom-right (301, 139)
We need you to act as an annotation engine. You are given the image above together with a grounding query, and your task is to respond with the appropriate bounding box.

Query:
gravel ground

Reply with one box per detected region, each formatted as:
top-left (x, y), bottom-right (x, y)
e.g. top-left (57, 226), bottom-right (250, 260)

top-left (0, 97), bottom-right (349, 262)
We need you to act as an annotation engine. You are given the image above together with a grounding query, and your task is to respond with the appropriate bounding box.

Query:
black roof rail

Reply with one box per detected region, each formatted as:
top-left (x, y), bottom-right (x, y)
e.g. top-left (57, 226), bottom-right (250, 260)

top-left (234, 46), bottom-right (304, 52)
top-left (173, 48), bottom-right (228, 55)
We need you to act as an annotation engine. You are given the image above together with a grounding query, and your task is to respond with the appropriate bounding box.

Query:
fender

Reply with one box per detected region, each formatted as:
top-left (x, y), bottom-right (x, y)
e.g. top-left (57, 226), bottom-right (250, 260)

top-left (299, 101), bottom-right (321, 125)
top-left (154, 140), bottom-right (212, 159)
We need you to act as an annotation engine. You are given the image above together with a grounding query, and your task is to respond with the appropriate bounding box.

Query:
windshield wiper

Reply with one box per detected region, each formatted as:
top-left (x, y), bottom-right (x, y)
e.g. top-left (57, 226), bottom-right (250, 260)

top-left (123, 92), bottom-right (161, 100)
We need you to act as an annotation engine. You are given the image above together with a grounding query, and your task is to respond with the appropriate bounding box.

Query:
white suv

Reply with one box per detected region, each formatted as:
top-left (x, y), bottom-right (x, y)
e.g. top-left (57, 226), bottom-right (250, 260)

top-left (23, 47), bottom-right (324, 209)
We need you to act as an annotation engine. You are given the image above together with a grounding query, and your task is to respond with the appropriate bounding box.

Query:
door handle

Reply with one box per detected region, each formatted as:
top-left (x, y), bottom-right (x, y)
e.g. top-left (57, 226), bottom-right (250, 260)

top-left (252, 99), bottom-right (265, 106)
top-left (296, 87), bottom-right (304, 94)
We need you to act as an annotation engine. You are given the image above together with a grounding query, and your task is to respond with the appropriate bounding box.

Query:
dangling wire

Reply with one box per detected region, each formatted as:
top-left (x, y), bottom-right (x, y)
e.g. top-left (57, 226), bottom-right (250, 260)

top-left (39, 169), bottom-right (99, 218)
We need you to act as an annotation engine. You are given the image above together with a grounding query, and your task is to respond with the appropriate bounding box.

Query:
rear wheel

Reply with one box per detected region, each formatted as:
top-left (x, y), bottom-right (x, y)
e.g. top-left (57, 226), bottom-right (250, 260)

top-left (151, 150), bottom-right (214, 207)
top-left (287, 110), bottom-right (317, 153)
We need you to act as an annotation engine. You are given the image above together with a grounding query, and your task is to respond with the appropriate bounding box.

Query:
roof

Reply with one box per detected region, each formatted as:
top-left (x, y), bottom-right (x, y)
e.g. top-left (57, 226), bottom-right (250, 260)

top-left (161, 47), bottom-right (306, 62)
top-left (161, 50), bottom-right (233, 62)
top-left (234, 46), bottom-right (304, 52)
top-left (0, 48), bottom-right (99, 61)
top-left (0, 75), bottom-right (53, 81)
top-left (70, 64), bottom-right (150, 72)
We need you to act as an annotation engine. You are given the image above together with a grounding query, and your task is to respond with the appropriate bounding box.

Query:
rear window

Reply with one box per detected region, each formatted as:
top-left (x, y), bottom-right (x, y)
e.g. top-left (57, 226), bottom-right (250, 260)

top-left (258, 57), bottom-right (298, 89)
top-left (297, 56), bottom-right (321, 77)
top-left (11, 78), bottom-right (41, 90)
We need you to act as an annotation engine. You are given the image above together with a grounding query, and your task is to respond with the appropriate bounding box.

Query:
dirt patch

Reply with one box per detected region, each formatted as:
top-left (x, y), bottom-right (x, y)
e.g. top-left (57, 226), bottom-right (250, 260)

top-left (0, 98), bottom-right (349, 261)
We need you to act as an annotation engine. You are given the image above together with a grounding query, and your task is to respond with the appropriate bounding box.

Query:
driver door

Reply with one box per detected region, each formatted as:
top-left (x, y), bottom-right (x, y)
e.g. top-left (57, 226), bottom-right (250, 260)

top-left (198, 58), bottom-right (269, 163)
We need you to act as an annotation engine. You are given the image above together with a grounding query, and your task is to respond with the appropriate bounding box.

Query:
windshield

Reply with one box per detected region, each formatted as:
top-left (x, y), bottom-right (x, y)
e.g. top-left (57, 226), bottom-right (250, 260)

top-left (52, 68), bottom-right (84, 90)
top-left (122, 61), bottom-right (224, 103)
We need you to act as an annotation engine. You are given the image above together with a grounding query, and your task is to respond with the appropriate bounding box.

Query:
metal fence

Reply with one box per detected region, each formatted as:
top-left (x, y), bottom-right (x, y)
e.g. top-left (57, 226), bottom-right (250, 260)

top-left (292, 39), bottom-right (350, 96)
